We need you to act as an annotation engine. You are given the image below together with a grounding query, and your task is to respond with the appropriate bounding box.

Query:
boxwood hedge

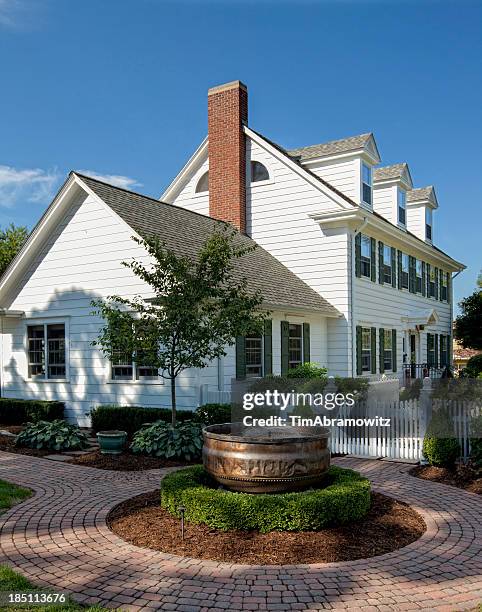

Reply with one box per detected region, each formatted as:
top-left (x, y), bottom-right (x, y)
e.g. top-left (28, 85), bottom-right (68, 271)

top-left (161, 465), bottom-right (371, 532)
top-left (0, 398), bottom-right (64, 425)
top-left (90, 405), bottom-right (195, 436)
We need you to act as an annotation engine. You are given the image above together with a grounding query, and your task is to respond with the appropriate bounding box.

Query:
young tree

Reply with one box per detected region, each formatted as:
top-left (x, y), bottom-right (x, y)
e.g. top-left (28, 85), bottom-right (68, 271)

top-left (454, 288), bottom-right (482, 350)
top-left (0, 224), bottom-right (28, 277)
top-left (92, 229), bottom-right (268, 425)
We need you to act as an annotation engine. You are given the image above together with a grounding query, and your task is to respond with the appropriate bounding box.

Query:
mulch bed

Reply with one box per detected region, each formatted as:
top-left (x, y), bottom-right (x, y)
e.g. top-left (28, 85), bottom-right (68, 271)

top-left (68, 450), bottom-right (193, 471)
top-left (108, 490), bottom-right (426, 564)
top-left (410, 465), bottom-right (482, 495)
top-left (0, 435), bottom-right (50, 457)
top-left (0, 425), bottom-right (24, 435)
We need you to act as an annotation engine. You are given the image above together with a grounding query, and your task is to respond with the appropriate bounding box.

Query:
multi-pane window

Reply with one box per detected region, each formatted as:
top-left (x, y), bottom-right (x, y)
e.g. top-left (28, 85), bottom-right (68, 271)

top-left (362, 163), bottom-right (372, 206)
top-left (361, 235), bottom-right (371, 278)
top-left (429, 267), bottom-right (436, 298)
top-left (441, 272), bottom-right (448, 301)
top-left (245, 333), bottom-right (263, 378)
top-left (398, 189), bottom-right (406, 225)
top-left (427, 334), bottom-right (435, 366)
top-left (361, 328), bottom-right (371, 373)
top-left (288, 324), bottom-right (303, 370)
top-left (251, 161), bottom-right (269, 183)
top-left (383, 246), bottom-right (392, 284)
top-left (426, 208), bottom-right (432, 240)
top-left (195, 171), bottom-right (209, 193)
top-left (27, 323), bottom-right (66, 379)
top-left (111, 348), bottom-right (159, 381)
top-left (416, 260), bottom-right (423, 293)
top-left (383, 329), bottom-right (393, 372)
top-left (440, 336), bottom-right (448, 367)
top-left (401, 253), bottom-right (409, 289)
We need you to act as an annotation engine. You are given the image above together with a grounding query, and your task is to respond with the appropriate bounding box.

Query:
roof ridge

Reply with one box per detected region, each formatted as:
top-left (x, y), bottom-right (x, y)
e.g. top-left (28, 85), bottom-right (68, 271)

top-left (288, 132), bottom-right (372, 152)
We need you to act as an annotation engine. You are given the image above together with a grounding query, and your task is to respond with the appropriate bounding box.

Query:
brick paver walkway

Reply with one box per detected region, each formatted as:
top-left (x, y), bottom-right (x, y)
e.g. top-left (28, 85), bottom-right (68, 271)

top-left (0, 452), bottom-right (481, 611)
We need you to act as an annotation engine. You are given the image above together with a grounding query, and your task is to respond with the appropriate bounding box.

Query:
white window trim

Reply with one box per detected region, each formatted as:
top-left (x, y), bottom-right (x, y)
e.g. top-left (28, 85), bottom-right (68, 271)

top-left (245, 333), bottom-right (264, 379)
top-left (192, 168), bottom-right (209, 198)
top-left (248, 160), bottom-right (275, 188)
top-left (361, 162), bottom-right (373, 209)
top-left (24, 317), bottom-right (70, 383)
top-left (288, 321), bottom-right (304, 371)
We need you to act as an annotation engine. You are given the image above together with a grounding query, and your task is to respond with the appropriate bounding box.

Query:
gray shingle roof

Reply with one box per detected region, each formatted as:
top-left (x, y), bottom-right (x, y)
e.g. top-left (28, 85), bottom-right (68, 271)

top-left (373, 163), bottom-right (408, 182)
top-left (407, 186), bottom-right (436, 203)
top-left (288, 133), bottom-right (373, 161)
top-left (76, 173), bottom-right (339, 316)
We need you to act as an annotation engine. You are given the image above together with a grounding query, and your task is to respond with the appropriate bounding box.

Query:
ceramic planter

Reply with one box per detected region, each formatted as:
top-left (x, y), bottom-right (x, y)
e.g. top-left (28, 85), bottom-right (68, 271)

top-left (96, 430), bottom-right (127, 455)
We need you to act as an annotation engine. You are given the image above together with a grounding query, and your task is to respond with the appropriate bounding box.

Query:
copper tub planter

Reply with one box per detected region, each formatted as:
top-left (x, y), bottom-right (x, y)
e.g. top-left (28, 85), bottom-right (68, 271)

top-left (202, 424), bottom-right (330, 493)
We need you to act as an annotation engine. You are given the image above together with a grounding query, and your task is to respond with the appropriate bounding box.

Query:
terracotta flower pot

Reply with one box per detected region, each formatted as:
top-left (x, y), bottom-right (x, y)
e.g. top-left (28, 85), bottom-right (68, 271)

top-left (96, 430), bottom-right (127, 455)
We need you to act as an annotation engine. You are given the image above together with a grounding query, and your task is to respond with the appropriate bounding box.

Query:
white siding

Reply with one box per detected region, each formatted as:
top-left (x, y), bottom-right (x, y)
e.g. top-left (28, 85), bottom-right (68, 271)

top-left (169, 158), bottom-right (210, 215)
top-left (373, 184), bottom-right (397, 225)
top-left (303, 157), bottom-right (359, 202)
top-left (406, 202), bottom-right (426, 241)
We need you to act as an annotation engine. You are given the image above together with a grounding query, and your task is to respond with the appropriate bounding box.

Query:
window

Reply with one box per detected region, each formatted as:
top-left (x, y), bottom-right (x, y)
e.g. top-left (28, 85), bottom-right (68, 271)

top-left (425, 208), bottom-right (432, 240)
top-left (401, 253), bottom-right (409, 289)
top-left (416, 259), bottom-right (423, 293)
top-left (362, 163), bottom-right (372, 206)
top-left (441, 272), bottom-right (448, 301)
top-left (382, 245), bottom-right (392, 284)
top-left (111, 350), bottom-right (159, 381)
top-left (398, 189), bottom-right (406, 225)
top-left (251, 161), bottom-right (269, 183)
top-left (427, 334), bottom-right (435, 366)
top-left (440, 335), bottom-right (448, 367)
top-left (429, 266), bottom-right (436, 298)
top-left (288, 324), bottom-right (303, 370)
top-left (27, 323), bottom-right (66, 380)
top-left (361, 235), bottom-right (371, 278)
top-left (361, 328), bottom-right (371, 372)
top-left (195, 171), bottom-right (209, 193)
top-left (245, 333), bottom-right (263, 378)
top-left (383, 329), bottom-right (393, 372)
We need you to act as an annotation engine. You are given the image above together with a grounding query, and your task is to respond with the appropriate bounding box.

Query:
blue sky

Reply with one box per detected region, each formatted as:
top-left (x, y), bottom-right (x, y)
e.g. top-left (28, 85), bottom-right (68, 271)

top-left (1, 0), bottom-right (481, 309)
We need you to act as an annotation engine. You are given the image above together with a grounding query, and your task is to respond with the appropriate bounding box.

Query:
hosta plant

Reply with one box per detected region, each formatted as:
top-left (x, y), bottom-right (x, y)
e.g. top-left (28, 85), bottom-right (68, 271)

top-left (130, 420), bottom-right (203, 461)
top-left (15, 419), bottom-right (89, 451)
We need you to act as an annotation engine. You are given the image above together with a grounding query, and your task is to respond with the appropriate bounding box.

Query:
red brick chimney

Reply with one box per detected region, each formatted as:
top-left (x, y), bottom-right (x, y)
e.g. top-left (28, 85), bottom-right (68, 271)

top-left (208, 80), bottom-right (248, 233)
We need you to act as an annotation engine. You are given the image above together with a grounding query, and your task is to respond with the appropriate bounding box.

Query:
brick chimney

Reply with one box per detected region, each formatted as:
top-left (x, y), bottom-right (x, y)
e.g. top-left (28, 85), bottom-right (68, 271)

top-left (208, 80), bottom-right (248, 233)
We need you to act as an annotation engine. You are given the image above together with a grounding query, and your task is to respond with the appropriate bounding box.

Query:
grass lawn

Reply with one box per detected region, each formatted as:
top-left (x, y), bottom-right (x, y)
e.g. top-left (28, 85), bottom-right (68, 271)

top-left (0, 479), bottom-right (31, 514)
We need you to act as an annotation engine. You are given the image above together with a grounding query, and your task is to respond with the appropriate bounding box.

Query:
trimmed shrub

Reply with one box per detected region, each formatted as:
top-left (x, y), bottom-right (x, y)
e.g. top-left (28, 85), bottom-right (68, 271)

top-left (15, 420), bottom-right (88, 451)
top-left (0, 398), bottom-right (64, 425)
top-left (286, 362), bottom-right (328, 379)
top-left (90, 405), bottom-right (194, 436)
top-left (422, 407), bottom-right (461, 467)
top-left (461, 354), bottom-right (482, 379)
top-left (194, 403), bottom-right (231, 426)
top-left (161, 465), bottom-right (371, 532)
top-left (130, 420), bottom-right (203, 461)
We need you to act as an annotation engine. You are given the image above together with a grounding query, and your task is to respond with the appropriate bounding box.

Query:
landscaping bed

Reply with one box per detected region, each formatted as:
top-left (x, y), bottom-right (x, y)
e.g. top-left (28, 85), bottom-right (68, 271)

top-left (67, 450), bottom-right (194, 471)
top-left (0, 434), bottom-right (50, 458)
top-left (108, 489), bottom-right (426, 564)
top-left (410, 464), bottom-right (482, 495)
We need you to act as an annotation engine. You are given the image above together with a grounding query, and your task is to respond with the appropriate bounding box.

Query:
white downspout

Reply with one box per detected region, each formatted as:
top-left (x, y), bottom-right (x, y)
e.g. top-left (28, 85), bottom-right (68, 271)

top-left (350, 217), bottom-right (368, 377)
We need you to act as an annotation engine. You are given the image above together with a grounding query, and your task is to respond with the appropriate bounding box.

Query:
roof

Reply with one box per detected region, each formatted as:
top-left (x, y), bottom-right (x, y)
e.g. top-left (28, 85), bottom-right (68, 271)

top-left (288, 133), bottom-right (373, 161)
top-left (407, 186), bottom-right (436, 203)
top-left (76, 173), bottom-right (340, 316)
top-left (373, 163), bottom-right (409, 182)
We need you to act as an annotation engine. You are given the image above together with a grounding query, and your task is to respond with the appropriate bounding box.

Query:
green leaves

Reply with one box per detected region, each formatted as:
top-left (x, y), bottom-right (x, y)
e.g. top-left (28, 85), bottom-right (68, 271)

top-left (130, 420), bottom-right (203, 461)
top-left (0, 223), bottom-right (28, 277)
top-left (15, 420), bottom-right (89, 451)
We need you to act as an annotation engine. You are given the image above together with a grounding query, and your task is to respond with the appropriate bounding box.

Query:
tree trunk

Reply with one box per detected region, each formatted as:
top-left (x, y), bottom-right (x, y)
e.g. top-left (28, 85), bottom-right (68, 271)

top-left (170, 376), bottom-right (177, 427)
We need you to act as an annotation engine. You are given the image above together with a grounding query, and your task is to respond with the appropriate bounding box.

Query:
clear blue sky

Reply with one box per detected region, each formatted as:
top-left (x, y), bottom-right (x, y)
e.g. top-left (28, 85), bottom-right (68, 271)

top-left (1, 0), bottom-right (481, 309)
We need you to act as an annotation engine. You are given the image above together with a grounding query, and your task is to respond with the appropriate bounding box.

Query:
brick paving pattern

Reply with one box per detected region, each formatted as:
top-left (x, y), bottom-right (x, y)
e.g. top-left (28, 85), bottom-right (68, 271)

top-left (0, 451), bottom-right (481, 611)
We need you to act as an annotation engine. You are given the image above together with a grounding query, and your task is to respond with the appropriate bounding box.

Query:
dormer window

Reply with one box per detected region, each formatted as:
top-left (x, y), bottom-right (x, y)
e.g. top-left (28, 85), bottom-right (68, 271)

top-left (251, 161), bottom-right (269, 183)
top-left (398, 189), bottom-right (406, 225)
top-left (195, 171), bottom-right (209, 193)
top-left (425, 208), bottom-right (433, 240)
top-left (362, 163), bottom-right (372, 206)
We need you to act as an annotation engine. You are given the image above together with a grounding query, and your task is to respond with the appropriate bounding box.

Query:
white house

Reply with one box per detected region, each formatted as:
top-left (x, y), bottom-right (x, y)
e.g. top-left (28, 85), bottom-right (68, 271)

top-left (0, 80), bottom-right (465, 424)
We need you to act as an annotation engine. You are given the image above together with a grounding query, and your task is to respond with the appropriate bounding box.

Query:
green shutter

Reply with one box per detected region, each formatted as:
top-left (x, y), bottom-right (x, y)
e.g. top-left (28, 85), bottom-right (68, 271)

top-left (426, 263), bottom-right (431, 297)
top-left (235, 336), bottom-right (246, 380)
top-left (391, 247), bottom-right (397, 288)
top-left (356, 326), bottom-right (362, 376)
top-left (378, 241), bottom-right (384, 284)
top-left (281, 321), bottom-right (289, 375)
top-left (263, 319), bottom-right (272, 376)
top-left (371, 327), bottom-right (377, 374)
top-left (434, 267), bottom-right (439, 300)
top-left (434, 334), bottom-right (439, 368)
top-left (302, 322), bottom-right (310, 363)
top-left (379, 327), bottom-right (385, 374)
top-left (446, 272), bottom-right (451, 303)
top-left (409, 256), bottom-right (416, 293)
top-left (355, 233), bottom-right (361, 278)
top-left (439, 269), bottom-right (443, 301)
top-left (392, 329), bottom-right (397, 372)
top-left (397, 250), bottom-right (402, 289)
top-left (370, 238), bottom-right (376, 282)
top-left (421, 261), bottom-right (426, 297)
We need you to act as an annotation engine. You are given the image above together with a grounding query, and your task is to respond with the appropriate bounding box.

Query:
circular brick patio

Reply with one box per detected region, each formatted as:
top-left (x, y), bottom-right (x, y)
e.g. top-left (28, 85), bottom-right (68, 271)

top-left (0, 452), bottom-right (481, 611)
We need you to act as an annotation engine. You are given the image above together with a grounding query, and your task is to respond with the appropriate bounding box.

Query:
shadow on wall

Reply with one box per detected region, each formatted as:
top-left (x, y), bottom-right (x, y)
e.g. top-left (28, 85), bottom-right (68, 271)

top-left (1, 287), bottom-right (199, 426)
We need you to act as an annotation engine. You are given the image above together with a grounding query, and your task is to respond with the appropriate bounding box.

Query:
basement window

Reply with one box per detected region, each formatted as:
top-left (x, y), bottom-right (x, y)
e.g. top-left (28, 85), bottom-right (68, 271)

top-left (195, 171), bottom-right (209, 193)
top-left (251, 161), bottom-right (269, 183)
